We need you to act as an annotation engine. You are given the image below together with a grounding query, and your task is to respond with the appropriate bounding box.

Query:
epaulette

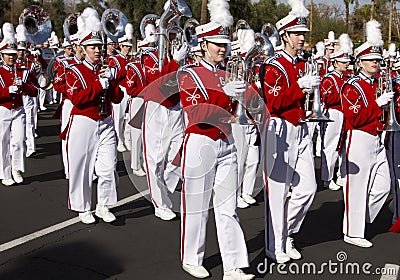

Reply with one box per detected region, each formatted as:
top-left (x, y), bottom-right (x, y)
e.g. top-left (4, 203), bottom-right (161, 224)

top-left (141, 47), bottom-right (157, 55)
top-left (393, 76), bottom-right (400, 84)
top-left (345, 76), bottom-right (361, 86)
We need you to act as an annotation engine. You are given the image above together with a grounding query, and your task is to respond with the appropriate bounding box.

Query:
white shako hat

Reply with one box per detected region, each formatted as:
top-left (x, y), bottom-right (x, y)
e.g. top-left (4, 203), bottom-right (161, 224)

top-left (0, 23), bottom-right (17, 54)
top-left (77, 7), bottom-right (103, 46)
top-left (276, 0), bottom-right (309, 35)
top-left (195, 0), bottom-right (233, 44)
top-left (330, 33), bottom-right (353, 63)
top-left (324, 31), bottom-right (335, 50)
top-left (237, 28), bottom-right (255, 54)
top-left (354, 20), bottom-right (383, 61)
top-left (118, 23), bottom-right (133, 47)
top-left (69, 33), bottom-right (79, 45)
top-left (62, 38), bottom-right (72, 48)
top-left (16, 24), bottom-right (28, 50)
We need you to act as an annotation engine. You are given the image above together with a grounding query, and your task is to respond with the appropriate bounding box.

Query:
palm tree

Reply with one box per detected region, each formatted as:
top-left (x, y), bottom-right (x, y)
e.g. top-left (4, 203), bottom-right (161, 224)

top-left (344, 0), bottom-right (354, 31)
top-left (200, 0), bottom-right (207, 24)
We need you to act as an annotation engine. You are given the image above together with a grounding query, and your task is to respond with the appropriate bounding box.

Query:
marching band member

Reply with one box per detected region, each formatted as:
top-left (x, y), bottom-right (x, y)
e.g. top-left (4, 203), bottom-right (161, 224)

top-left (232, 27), bottom-right (260, 209)
top-left (106, 37), bottom-right (118, 62)
top-left (139, 11), bottom-right (188, 221)
top-left (0, 23), bottom-right (38, 186)
top-left (340, 20), bottom-right (391, 247)
top-left (390, 63), bottom-right (400, 225)
top-left (53, 33), bottom-right (83, 180)
top-left (177, 0), bottom-right (255, 278)
top-left (64, 8), bottom-right (123, 224)
top-left (109, 24), bottom-right (134, 153)
top-left (16, 24), bottom-right (38, 158)
top-left (321, 31), bottom-right (335, 76)
top-left (261, 0), bottom-right (319, 263)
top-left (320, 33), bottom-right (352, 190)
top-left (125, 49), bottom-right (147, 177)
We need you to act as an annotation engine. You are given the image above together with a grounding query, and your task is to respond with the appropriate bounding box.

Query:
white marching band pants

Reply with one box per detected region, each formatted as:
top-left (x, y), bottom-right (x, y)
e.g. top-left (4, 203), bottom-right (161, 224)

top-left (264, 118), bottom-right (317, 253)
top-left (22, 95), bottom-right (36, 154)
top-left (142, 101), bottom-right (183, 209)
top-left (232, 124), bottom-right (260, 197)
top-left (342, 130), bottom-right (390, 238)
top-left (320, 109), bottom-right (344, 182)
top-left (180, 133), bottom-right (249, 272)
top-left (0, 106), bottom-right (26, 179)
top-left (61, 99), bottom-right (73, 178)
top-left (128, 97), bottom-right (144, 170)
top-left (387, 131), bottom-right (400, 223)
top-left (112, 87), bottom-right (130, 144)
top-left (66, 115), bottom-right (118, 212)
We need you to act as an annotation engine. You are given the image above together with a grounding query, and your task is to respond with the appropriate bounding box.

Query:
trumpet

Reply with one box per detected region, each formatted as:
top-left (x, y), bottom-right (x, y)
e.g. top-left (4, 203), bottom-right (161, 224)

top-left (299, 59), bottom-right (332, 123)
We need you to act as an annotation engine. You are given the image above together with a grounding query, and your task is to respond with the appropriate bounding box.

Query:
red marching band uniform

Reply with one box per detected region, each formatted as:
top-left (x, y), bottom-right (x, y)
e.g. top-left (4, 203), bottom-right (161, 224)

top-left (0, 23), bottom-right (38, 186)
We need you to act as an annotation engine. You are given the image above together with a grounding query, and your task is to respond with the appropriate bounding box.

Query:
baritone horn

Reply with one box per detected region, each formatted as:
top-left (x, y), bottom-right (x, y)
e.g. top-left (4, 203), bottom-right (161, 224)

top-left (158, 0), bottom-right (192, 71)
top-left (19, 5), bottom-right (52, 44)
top-left (382, 60), bottom-right (400, 131)
top-left (222, 54), bottom-right (259, 125)
top-left (299, 59), bottom-right (332, 122)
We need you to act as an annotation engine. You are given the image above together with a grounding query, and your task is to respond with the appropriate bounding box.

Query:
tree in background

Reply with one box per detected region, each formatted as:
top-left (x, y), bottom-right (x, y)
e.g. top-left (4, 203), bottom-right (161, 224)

top-left (344, 0), bottom-right (354, 31)
top-left (1, 0), bottom-right (398, 48)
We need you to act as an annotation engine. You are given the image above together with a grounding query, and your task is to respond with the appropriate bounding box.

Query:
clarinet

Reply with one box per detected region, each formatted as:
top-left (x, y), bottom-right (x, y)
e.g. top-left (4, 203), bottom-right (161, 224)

top-left (99, 34), bottom-right (108, 116)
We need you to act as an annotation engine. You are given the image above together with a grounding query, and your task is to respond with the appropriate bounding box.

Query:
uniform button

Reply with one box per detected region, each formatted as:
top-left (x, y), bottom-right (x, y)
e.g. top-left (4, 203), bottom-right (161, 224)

top-left (217, 84), bottom-right (220, 87)
top-left (215, 74), bottom-right (218, 77)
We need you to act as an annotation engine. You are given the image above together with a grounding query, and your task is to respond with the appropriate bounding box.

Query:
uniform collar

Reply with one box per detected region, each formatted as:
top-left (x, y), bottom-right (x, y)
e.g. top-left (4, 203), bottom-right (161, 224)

top-left (281, 50), bottom-right (296, 64)
top-left (83, 59), bottom-right (101, 70)
top-left (332, 70), bottom-right (343, 78)
top-left (200, 58), bottom-right (219, 72)
top-left (2, 63), bottom-right (13, 71)
top-left (359, 71), bottom-right (375, 85)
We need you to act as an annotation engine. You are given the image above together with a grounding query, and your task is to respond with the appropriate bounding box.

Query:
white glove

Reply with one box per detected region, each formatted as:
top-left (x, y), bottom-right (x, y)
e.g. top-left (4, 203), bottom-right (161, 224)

top-left (223, 80), bottom-right (246, 99)
top-left (376, 91), bottom-right (394, 107)
top-left (9, 85), bottom-right (18, 94)
top-left (173, 43), bottom-right (190, 63)
top-left (100, 67), bottom-right (113, 80)
top-left (297, 75), bottom-right (320, 89)
top-left (15, 78), bottom-right (22, 86)
top-left (99, 78), bottom-right (109, 90)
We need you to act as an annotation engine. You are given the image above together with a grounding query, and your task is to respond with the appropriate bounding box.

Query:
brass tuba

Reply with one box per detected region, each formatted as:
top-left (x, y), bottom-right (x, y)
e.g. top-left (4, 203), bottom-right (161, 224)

top-left (158, 0), bottom-right (192, 71)
top-left (19, 5), bottom-right (52, 44)
top-left (183, 18), bottom-right (199, 47)
top-left (261, 23), bottom-right (281, 48)
top-left (101, 8), bottom-right (128, 43)
top-left (63, 13), bottom-right (80, 43)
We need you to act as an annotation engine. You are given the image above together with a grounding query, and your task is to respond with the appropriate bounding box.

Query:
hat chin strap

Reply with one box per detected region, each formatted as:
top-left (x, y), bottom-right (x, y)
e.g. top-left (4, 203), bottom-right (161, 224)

top-left (285, 31), bottom-right (296, 51)
top-left (204, 42), bottom-right (215, 64)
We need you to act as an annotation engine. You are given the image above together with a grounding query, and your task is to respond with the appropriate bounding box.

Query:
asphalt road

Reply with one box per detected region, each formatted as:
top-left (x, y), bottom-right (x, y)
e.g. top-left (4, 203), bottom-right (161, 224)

top-left (0, 105), bottom-right (399, 280)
